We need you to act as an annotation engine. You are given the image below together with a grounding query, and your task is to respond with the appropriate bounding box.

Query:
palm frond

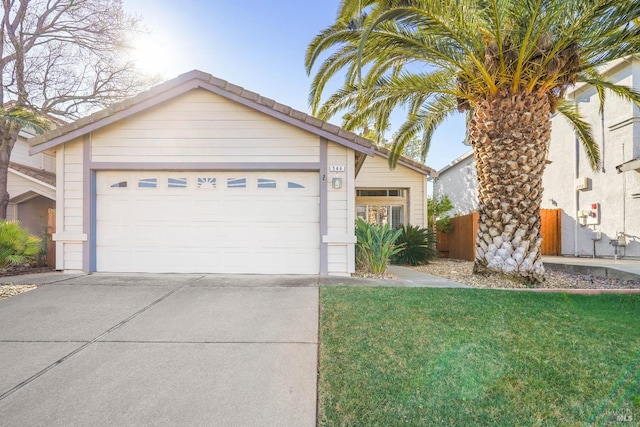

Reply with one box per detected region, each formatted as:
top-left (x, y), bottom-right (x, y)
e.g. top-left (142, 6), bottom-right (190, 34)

top-left (556, 100), bottom-right (600, 171)
top-left (0, 107), bottom-right (49, 134)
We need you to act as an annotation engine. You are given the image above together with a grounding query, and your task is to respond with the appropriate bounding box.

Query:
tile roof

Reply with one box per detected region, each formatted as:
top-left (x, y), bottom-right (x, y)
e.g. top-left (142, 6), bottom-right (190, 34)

top-left (30, 70), bottom-right (375, 155)
top-left (9, 162), bottom-right (56, 186)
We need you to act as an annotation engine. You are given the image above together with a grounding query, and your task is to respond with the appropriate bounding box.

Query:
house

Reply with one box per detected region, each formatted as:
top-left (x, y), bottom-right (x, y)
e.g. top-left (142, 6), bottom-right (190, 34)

top-left (433, 150), bottom-right (477, 216)
top-left (29, 70), bottom-right (435, 275)
top-left (434, 57), bottom-right (640, 259)
top-left (7, 129), bottom-right (56, 237)
top-left (356, 146), bottom-right (432, 229)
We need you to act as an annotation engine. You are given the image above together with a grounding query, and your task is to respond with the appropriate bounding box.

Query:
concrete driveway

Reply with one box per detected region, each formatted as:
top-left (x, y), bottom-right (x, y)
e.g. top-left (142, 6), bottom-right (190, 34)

top-left (0, 274), bottom-right (319, 426)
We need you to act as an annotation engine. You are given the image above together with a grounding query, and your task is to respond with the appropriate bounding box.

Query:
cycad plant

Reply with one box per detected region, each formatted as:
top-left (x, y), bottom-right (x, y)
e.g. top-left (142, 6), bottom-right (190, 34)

top-left (307, 0), bottom-right (640, 282)
top-left (355, 218), bottom-right (405, 275)
top-left (391, 224), bottom-right (437, 266)
top-left (0, 221), bottom-right (42, 269)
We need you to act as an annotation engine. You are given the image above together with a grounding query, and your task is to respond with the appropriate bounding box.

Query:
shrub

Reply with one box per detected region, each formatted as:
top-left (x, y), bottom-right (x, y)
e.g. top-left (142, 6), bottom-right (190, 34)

top-left (391, 224), bottom-right (437, 266)
top-left (355, 219), bottom-right (405, 275)
top-left (0, 221), bottom-right (42, 268)
top-left (427, 194), bottom-right (454, 232)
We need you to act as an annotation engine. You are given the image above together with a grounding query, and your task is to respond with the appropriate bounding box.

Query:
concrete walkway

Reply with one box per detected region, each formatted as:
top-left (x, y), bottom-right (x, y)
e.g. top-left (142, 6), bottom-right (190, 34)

top-left (0, 267), bottom-right (470, 288)
top-left (543, 256), bottom-right (640, 280)
top-left (0, 274), bottom-right (318, 426)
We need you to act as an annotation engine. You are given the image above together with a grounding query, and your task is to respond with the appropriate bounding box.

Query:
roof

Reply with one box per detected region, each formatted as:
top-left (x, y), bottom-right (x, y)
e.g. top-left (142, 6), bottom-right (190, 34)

top-left (616, 157), bottom-right (640, 173)
top-left (29, 70), bottom-right (375, 156)
top-left (436, 150), bottom-right (474, 175)
top-left (9, 162), bottom-right (56, 187)
top-left (373, 146), bottom-right (438, 177)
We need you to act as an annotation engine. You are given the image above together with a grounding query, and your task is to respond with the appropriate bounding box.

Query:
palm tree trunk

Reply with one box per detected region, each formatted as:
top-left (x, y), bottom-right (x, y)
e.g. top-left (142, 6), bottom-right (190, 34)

top-left (470, 90), bottom-right (551, 283)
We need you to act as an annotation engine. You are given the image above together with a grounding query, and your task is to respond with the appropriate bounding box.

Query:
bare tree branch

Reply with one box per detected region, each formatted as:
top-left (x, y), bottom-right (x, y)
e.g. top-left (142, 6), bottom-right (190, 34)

top-left (0, 0), bottom-right (154, 217)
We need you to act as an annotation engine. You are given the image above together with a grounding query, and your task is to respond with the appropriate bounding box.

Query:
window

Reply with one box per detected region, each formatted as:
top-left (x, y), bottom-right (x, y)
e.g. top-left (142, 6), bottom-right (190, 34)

top-left (168, 177), bottom-right (187, 189)
top-left (287, 181), bottom-right (305, 189)
top-left (110, 181), bottom-right (128, 188)
top-left (138, 178), bottom-right (157, 189)
top-left (356, 189), bottom-right (405, 197)
top-left (357, 205), bottom-right (404, 229)
top-left (227, 177), bottom-right (247, 189)
top-left (258, 178), bottom-right (277, 189)
top-left (198, 177), bottom-right (217, 189)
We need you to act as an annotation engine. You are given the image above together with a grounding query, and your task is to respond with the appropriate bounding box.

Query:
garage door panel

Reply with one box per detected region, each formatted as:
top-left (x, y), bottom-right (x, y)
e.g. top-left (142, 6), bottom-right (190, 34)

top-left (96, 171), bottom-right (320, 274)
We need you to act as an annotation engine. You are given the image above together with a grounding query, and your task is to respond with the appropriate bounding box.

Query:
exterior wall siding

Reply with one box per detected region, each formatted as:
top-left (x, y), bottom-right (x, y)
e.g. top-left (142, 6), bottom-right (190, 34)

top-left (90, 90), bottom-right (320, 163)
top-left (7, 173), bottom-right (55, 201)
top-left (326, 142), bottom-right (355, 275)
top-left (60, 139), bottom-right (85, 270)
top-left (10, 135), bottom-right (56, 172)
top-left (356, 154), bottom-right (427, 227)
top-left (56, 88), bottom-right (362, 274)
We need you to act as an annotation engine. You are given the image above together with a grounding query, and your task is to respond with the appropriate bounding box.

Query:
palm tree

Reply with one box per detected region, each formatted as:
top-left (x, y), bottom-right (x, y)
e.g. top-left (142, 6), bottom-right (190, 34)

top-left (0, 106), bottom-right (49, 134)
top-left (306, 0), bottom-right (640, 282)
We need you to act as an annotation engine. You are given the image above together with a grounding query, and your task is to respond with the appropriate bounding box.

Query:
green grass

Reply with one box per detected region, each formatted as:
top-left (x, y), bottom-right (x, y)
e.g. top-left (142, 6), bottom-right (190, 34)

top-left (318, 288), bottom-right (640, 426)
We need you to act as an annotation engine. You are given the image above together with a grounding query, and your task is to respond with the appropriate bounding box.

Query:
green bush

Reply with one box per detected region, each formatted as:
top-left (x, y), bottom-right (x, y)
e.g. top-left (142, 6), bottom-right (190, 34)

top-left (0, 221), bottom-right (42, 268)
top-left (355, 219), bottom-right (405, 275)
top-left (391, 224), bottom-right (437, 266)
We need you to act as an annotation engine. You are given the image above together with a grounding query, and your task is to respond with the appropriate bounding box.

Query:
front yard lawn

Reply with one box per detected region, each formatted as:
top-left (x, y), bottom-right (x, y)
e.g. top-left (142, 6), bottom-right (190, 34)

top-left (319, 288), bottom-right (640, 426)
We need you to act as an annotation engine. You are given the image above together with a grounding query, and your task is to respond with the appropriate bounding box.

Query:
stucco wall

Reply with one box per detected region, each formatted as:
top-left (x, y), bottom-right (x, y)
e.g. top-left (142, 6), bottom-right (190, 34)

top-left (542, 58), bottom-right (640, 258)
top-left (432, 151), bottom-right (478, 216)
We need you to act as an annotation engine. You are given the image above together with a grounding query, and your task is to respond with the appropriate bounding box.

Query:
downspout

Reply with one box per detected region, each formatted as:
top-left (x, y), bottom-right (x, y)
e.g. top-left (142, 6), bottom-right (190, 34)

top-left (574, 134), bottom-right (580, 257)
top-left (574, 95), bottom-right (580, 257)
top-left (622, 140), bottom-right (627, 237)
top-left (601, 112), bottom-right (606, 173)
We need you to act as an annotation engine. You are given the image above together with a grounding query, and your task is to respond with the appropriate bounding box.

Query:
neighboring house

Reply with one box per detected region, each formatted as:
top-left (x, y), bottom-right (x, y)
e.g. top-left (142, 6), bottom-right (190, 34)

top-left (7, 129), bottom-right (56, 237)
top-left (29, 70), bottom-right (435, 275)
top-left (433, 57), bottom-right (640, 258)
top-left (433, 150), bottom-right (477, 216)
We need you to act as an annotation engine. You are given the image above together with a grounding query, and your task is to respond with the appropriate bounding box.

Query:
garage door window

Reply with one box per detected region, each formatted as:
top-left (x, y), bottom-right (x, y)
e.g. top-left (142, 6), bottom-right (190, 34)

top-left (258, 178), bottom-right (277, 189)
top-left (168, 177), bottom-right (188, 189)
top-left (111, 181), bottom-right (128, 188)
top-left (138, 178), bottom-right (157, 189)
top-left (227, 178), bottom-right (247, 189)
top-left (197, 177), bottom-right (216, 189)
top-left (288, 181), bottom-right (305, 189)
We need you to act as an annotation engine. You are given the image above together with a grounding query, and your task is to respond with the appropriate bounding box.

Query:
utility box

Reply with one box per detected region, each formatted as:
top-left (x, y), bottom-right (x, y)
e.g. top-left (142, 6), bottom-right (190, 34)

top-left (583, 202), bottom-right (600, 225)
top-left (576, 177), bottom-right (591, 191)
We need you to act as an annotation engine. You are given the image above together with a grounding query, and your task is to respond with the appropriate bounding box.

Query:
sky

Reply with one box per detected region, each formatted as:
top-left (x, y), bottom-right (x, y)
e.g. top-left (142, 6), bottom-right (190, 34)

top-left (123, 0), bottom-right (470, 171)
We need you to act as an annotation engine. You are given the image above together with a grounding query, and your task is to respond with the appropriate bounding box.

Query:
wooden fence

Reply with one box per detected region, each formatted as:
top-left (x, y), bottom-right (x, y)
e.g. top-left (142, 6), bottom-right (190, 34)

top-left (540, 208), bottom-right (561, 256)
top-left (436, 212), bottom-right (479, 261)
top-left (437, 209), bottom-right (561, 260)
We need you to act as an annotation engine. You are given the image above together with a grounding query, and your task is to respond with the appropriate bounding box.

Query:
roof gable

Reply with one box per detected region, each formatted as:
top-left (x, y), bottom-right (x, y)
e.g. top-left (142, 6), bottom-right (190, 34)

top-left (374, 146), bottom-right (437, 177)
top-left (30, 70), bottom-right (374, 156)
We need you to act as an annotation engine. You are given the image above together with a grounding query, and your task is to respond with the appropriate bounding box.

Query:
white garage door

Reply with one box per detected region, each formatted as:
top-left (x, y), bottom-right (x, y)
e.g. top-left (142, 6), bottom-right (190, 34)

top-left (96, 171), bottom-right (320, 274)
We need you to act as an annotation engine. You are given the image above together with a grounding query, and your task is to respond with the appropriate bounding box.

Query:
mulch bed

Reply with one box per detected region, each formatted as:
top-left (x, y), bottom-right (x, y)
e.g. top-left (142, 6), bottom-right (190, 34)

top-left (0, 264), bottom-right (54, 277)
